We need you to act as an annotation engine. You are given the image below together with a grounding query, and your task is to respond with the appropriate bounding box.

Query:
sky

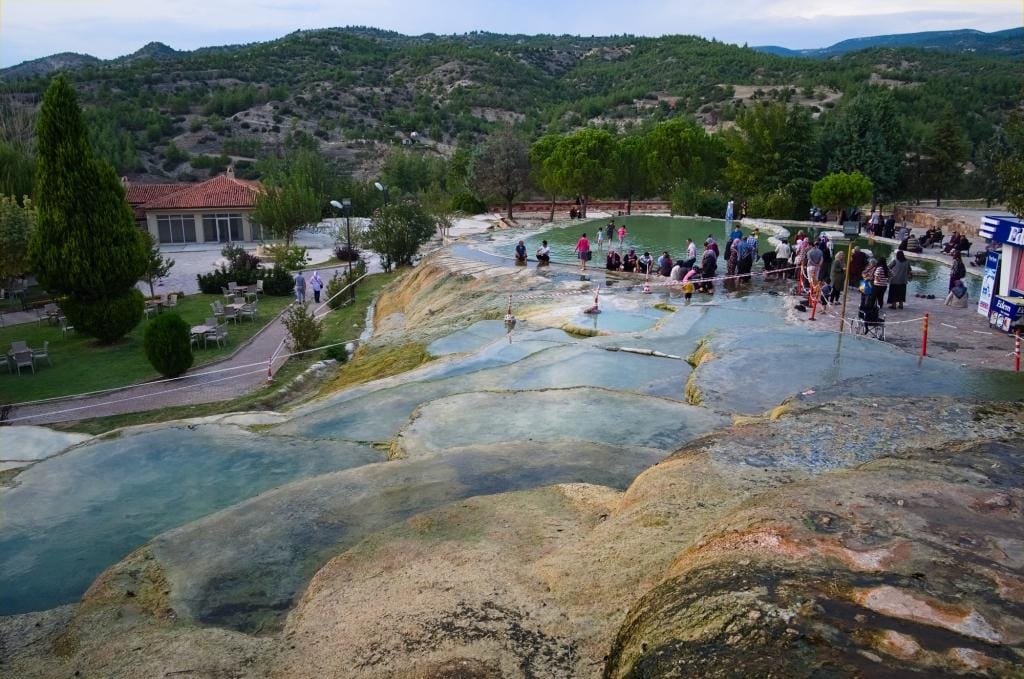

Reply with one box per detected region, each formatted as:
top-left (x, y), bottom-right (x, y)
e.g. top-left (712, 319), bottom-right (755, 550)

top-left (1, 0), bottom-right (1021, 67)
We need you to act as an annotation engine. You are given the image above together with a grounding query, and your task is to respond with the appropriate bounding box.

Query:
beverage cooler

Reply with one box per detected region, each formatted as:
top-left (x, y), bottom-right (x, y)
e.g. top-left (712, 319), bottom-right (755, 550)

top-left (989, 295), bottom-right (1024, 333)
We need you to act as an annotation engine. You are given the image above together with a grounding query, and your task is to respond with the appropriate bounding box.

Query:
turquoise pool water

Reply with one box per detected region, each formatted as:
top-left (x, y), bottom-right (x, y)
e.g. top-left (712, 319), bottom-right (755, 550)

top-left (0, 426), bottom-right (380, 615)
top-left (518, 216), bottom-right (754, 264)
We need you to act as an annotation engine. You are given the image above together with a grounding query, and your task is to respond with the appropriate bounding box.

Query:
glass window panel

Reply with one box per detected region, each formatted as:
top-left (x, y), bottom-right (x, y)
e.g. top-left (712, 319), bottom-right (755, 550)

top-left (229, 215), bottom-right (243, 241)
top-left (183, 216), bottom-right (196, 242)
top-left (203, 215), bottom-right (217, 242)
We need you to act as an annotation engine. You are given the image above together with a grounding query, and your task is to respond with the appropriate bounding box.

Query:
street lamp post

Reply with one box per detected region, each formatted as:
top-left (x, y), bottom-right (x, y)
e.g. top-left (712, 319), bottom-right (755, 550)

top-left (374, 181), bottom-right (389, 205)
top-left (329, 198), bottom-right (354, 301)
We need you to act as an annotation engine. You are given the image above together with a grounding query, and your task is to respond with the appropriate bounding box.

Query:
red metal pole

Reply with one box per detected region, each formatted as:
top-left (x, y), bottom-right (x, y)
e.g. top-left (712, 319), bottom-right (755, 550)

top-left (809, 286), bottom-right (818, 320)
top-left (921, 313), bottom-right (929, 357)
top-left (1015, 329), bottom-right (1020, 372)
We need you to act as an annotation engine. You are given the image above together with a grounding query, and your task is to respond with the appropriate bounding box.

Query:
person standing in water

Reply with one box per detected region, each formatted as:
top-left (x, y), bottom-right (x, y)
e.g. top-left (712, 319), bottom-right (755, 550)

top-left (575, 233), bottom-right (591, 272)
top-left (606, 221), bottom-right (614, 244)
top-left (596, 227), bottom-right (604, 250)
top-left (617, 223), bottom-right (627, 248)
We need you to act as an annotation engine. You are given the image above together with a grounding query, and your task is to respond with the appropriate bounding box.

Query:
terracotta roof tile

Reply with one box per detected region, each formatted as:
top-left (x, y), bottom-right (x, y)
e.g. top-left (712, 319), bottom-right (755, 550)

top-left (138, 175), bottom-right (263, 211)
top-left (124, 183), bottom-right (190, 206)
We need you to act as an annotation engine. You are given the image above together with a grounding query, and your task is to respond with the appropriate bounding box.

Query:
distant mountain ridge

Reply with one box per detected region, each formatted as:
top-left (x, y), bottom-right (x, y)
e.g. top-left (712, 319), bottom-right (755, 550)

top-left (755, 27), bottom-right (1024, 58)
top-left (3, 26), bottom-right (1022, 80)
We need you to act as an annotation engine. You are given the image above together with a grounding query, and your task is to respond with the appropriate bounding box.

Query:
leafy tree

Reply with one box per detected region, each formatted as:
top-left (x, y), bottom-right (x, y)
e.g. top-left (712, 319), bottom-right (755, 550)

top-left (723, 103), bottom-right (819, 197)
top-left (381, 150), bottom-right (446, 197)
top-left (529, 134), bottom-right (562, 221)
top-left (546, 128), bottom-right (616, 217)
top-left (972, 128), bottom-right (1010, 208)
top-left (1000, 112), bottom-right (1024, 219)
top-left (420, 187), bottom-right (461, 242)
top-left (613, 134), bottom-right (653, 214)
top-left (141, 233), bottom-right (175, 298)
top-left (646, 118), bottom-right (719, 192)
top-left (923, 106), bottom-right (969, 205)
top-left (0, 195), bottom-right (36, 282)
top-left (822, 89), bottom-right (903, 203)
top-left (469, 128), bottom-right (530, 219)
top-left (0, 144), bottom-right (35, 200)
top-left (361, 202), bottom-right (435, 272)
top-left (252, 172), bottom-right (322, 246)
top-left (30, 76), bottom-right (148, 343)
top-left (282, 303), bottom-right (322, 352)
top-left (144, 313), bottom-right (194, 378)
top-left (811, 171), bottom-right (874, 217)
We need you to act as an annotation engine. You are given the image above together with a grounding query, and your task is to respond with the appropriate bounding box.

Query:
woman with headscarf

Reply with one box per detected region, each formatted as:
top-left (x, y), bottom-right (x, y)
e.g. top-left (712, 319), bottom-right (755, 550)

top-left (727, 238), bottom-right (740, 277)
top-left (310, 270), bottom-right (324, 304)
top-left (817, 235), bottom-right (832, 282)
top-left (829, 253), bottom-right (846, 304)
top-left (887, 250), bottom-right (911, 309)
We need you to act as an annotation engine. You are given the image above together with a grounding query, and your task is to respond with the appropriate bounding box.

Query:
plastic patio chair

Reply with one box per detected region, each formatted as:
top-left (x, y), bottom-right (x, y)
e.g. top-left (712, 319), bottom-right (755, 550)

top-left (32, 341), bottom-right (51, 367)
top-left (59, 316), bottom-right (74, 338)
top-left (166, 293), bottom-right (178, 309)
top-left (239, 303), bottom-right (257, 322)
top-left (12, 350), bottom-right (34, 375)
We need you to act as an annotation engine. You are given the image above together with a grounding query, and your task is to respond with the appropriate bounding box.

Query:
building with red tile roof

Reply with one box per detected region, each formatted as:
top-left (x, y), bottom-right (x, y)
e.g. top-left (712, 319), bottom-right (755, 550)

top-left (124, 168), bottom-right (266, 244)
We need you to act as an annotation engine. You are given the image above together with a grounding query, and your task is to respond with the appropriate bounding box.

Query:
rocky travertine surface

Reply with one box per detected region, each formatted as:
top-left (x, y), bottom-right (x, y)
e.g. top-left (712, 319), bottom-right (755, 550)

top-left (4, 399), bottom-right (1020, 678)
top-left (2, 247), bottom-right (1021, 679)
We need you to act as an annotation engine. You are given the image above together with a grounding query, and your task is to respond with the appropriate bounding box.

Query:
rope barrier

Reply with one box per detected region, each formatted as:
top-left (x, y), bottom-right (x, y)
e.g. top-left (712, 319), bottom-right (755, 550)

top-left (6, 337), bottom-right (361, 423)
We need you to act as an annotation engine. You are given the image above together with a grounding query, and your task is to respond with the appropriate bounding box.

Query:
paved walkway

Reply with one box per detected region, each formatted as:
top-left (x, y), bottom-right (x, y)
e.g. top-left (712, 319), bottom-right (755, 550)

top-left (7, 306), bottom-right (294, 425)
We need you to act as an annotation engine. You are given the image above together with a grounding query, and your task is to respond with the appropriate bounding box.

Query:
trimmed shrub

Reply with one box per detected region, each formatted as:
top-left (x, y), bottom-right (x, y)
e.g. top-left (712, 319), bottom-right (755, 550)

top-left (323, 343), bottom-right (349, 363)
top-left (333, 244), bottom-right (361, 262)
top-left (282, 303), bottom-right (322, 352)
top-left (451, 192), bottom-right (487, 214)
top-left (260, 266), bottom-right (295, 296)
top-left (144, 313), bottom-right (194, 377)
top-left (64, 289), bottom-right (144, 344)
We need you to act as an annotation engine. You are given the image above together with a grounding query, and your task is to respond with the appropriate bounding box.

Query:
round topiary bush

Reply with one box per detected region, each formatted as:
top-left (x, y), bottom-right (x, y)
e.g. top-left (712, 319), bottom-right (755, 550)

top-left (64, 289), bottom-right (145, 344)
top-left (143, 312), bottom-right (194, 377)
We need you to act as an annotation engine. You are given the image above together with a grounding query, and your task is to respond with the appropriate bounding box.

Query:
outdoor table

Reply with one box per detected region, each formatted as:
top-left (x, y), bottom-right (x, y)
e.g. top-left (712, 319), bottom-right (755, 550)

top-left (191, 325), bottom-right (212, 348)
top-left (225, 303), bottom-right (246, 312)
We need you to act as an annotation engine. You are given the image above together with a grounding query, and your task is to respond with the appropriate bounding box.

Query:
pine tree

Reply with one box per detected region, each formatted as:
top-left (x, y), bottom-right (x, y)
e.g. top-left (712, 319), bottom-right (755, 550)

top-left (823, 89), bottom-right (904, 205)
top-left (923, 106), bottom-right (968, 206)
top-left (30, 76), bottom-right (147, 343)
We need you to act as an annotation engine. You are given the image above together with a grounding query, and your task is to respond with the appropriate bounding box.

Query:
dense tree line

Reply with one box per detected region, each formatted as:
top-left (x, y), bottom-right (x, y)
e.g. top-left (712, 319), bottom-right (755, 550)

top-left (2, 29), bottom-right (1019, 189)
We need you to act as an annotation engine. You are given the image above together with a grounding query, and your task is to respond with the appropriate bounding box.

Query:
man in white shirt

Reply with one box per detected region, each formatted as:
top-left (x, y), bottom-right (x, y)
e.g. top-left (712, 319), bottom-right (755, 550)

top-left (774, 239), bottom-right (792, 278)
top-left (684, 238), bottom-right (697, 268)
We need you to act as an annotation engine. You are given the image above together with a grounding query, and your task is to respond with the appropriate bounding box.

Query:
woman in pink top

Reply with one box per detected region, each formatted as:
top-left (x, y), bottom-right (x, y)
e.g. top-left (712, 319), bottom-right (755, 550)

top-left (617, 225), bottom-right (627, 247)
top-left (575, 233), bottom-right (591, 271)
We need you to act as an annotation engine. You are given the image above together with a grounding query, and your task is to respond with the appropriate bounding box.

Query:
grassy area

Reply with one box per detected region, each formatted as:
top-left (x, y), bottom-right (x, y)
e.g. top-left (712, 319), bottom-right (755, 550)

top-left (317, 269), bottom-right (401, 346)
top-left (0, 293), bottom-right (292, 404)
top-left (321, 342), bottom-right (431, 395)
top-left (49, 270), bottom-right (403, 434)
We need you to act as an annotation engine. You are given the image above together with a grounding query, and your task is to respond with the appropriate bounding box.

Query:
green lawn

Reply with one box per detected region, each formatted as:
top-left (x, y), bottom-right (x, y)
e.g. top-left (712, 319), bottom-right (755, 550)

top-left (50, 270), bottom-right (402, 434)
top-left (0, 293), bottom-right (292, 404)
top-left (318, 270), bottom-right (400, 346)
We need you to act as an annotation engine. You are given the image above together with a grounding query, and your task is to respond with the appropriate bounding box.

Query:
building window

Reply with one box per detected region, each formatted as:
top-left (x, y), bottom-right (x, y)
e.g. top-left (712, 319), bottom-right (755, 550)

top-left (156, 214), bottom-right (197, 243)
top-left (251, 220), bottom-right (266, 241)
top-left (202, 213), bottom-right (244, 242)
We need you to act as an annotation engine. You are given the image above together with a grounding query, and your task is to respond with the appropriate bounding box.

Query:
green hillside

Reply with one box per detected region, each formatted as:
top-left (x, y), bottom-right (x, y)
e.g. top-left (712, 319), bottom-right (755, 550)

top-left (0, 28), bottom-right (1021, 198)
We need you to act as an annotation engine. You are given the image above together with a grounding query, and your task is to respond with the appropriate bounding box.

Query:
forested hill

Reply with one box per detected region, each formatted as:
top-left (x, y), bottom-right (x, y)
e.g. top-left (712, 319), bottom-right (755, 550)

top-left (755, 27), bottom-right (1024, 58)
top-left (0, 27), bottom-right (1021, 184)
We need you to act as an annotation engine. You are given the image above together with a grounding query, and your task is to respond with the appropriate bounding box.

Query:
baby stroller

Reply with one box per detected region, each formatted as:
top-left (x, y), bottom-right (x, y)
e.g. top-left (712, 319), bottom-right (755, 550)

top-left (857, 298), bottom-right (885, 340)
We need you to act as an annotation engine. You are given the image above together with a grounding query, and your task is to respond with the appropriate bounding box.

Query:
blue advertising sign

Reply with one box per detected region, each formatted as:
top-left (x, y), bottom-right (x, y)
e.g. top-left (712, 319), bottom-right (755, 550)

top-left (977, 251), bottom-right (1000, 317)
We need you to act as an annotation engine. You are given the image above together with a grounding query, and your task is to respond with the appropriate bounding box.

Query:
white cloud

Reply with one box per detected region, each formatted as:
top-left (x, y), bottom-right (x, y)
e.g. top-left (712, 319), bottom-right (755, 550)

top-left (1, 0), bottom-right (1020, 66)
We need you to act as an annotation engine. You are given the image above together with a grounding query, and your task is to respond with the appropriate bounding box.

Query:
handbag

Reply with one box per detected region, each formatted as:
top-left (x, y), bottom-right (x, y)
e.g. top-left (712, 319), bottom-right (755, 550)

top-left (585, 250), bottom-right (592, 261)
top-left (858, 279), bottom-right (873, 295)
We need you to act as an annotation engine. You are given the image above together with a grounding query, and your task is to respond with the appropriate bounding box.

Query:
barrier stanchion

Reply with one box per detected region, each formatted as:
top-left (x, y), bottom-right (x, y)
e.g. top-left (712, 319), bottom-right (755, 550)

top-left (921, 313), bottom-right (929, 357)
top-left (809, 285), bottom-right (818, 321)
top-left (1015, 329), bottom-right (1021, 372)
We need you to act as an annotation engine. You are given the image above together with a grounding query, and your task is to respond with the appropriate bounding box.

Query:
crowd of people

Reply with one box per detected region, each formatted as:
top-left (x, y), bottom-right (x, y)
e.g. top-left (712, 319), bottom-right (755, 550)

top-left (518, 217), bottom-right (974, 312)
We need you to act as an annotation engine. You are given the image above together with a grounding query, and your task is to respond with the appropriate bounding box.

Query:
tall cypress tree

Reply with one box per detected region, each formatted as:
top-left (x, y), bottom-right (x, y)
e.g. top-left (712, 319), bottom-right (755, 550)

top-left (30, 75), bottom-right (147, 343)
